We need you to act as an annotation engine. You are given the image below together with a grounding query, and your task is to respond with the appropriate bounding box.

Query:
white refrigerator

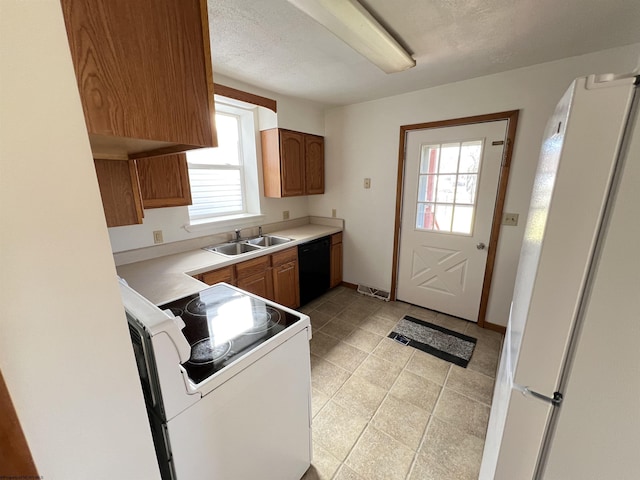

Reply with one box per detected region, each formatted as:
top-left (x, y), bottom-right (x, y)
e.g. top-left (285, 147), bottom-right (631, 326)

top-left (480, 73), bottom-right (640, 479)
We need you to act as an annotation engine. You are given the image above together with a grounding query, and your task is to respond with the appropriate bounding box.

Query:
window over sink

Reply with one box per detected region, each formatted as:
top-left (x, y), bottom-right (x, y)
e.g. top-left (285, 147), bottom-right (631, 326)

top-left (186, 100), bottom-right (261, 225)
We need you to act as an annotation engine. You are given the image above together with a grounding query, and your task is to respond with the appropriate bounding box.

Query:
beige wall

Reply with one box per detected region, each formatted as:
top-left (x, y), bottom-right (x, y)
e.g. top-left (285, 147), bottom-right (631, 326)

top-left (308, 43), bottom-right (640, 326)
top-left (0, 1), bottom-right (160, 478)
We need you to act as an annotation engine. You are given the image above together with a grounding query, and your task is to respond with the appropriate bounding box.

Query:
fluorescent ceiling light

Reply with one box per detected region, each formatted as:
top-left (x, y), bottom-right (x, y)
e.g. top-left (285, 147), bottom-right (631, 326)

top-left (287, 0), bottom-right (416, 74)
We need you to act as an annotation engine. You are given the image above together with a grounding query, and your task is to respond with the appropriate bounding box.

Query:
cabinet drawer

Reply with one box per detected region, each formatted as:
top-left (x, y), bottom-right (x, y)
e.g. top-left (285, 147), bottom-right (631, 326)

top-left (201, 266), bottom-right (235, 286)
top-left (331, 232), bottom-right (343, 245)
top-left (271, 247), bottom-right (298, 267)
top-left (236, 256), bottom-right (271, 280)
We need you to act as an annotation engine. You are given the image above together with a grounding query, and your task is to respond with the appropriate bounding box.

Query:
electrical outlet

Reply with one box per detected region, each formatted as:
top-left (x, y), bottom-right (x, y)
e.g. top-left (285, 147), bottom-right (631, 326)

top-left (503, 213), bottom-right (519, 226)
top-left (364, 178), bottom-right (371, 189)
top-left (153, 230), bottom-right (164, 244)
top-left (332, 208), bottom-right (337, 218)
top-left (282, 210), bottom-right (290, 220)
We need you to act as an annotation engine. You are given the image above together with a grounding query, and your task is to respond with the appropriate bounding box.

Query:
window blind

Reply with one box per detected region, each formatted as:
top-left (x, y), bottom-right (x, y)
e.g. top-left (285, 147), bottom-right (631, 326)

top-left (187, 166), bottom-right (243, 220)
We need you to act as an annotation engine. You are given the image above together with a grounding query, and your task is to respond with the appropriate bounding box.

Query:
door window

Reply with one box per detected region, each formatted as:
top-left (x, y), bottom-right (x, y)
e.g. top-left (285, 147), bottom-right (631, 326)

top-left (416, 140), bottom-right (483, 235)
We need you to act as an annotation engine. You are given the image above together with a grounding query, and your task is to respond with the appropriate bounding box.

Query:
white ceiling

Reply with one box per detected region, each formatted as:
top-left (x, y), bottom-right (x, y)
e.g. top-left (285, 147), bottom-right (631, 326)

top-left (207, 0), bottom-right (640, 106)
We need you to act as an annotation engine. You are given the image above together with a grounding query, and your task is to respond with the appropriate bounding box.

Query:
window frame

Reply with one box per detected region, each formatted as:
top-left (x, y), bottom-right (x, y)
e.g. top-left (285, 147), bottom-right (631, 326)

top-left (185, 100), bottom-right (263, 228)
top-left (415, 139), bottom-right (484, 236)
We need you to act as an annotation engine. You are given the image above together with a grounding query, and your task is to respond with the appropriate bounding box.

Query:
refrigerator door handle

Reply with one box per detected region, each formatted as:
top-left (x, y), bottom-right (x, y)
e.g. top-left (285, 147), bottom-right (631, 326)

top-left (522, 387), bottom-right (564, 406)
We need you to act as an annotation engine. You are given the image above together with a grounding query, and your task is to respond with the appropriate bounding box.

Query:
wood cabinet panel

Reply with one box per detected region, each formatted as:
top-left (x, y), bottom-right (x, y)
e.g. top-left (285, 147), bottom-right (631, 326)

top-left (273, 261), bottom-right (300, 309)
top-left (260, 129), bottom-right (283, 198)
top-left (0, 371), bottom-right (38, 477)
top-left (236, 256), bottom-right (271, 280)
top-left (198, 247), bottom-right (299, 307)
top-left (236, 256), bottom-right (274, 303)
top-left (61, 0), bottom-right (216, 158)
top-left (261, 128), bottom-right (324, 197)
top-left (280, 131), bottom-right (305, 196)
top-left (94, 159), bottom-right (143, 227)
top-left (137, 154), bottom-right (192, 208)
top-left (237, 271), bottom-right (274, 299)
top-left (272, 247), bottom-right (299, 309)
top-left (330, 234), bottom-right (343, 288)
top-left (305, 135), bottom-right (325, 195)
top-left (271, 247), bottom-right (298, 267)
top-left (201, 266), bottom-right (235, 286)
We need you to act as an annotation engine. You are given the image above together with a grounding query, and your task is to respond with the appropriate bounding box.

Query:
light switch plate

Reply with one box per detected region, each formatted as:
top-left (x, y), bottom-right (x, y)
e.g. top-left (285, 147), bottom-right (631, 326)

top-left (364, 178), bottom-right (371, 189)
top-left (282, 210), bottom-right (290, 220)
top-left (503, 213), bottom-right (519, 226)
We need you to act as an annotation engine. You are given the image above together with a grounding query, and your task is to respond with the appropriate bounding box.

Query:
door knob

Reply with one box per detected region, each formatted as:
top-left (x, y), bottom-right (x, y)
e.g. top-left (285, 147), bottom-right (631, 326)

top-left (476, 242), bottom-right (486, 250)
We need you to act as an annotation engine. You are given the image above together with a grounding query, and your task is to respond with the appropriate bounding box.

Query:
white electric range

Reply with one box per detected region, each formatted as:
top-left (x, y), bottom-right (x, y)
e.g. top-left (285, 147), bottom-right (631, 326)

top-left (121, 280), bottom-right (312, 480)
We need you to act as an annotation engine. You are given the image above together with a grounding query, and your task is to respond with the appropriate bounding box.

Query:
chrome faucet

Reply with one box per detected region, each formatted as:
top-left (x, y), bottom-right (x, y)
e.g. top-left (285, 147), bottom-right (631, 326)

top-left (234, 229), bottom-right (242, 241)
top-left (258, 226), bottom-right (263, 237)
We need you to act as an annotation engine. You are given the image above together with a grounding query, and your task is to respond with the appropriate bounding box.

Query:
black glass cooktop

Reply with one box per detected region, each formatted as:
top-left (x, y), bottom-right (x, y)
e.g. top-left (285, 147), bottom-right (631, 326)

top-left (159, 284), bottom-right (302, 384)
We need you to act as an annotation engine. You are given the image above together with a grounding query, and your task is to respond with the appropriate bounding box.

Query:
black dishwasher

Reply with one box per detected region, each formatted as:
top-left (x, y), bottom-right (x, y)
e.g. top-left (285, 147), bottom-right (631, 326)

top-left (298, 236), bottom-right (331, 305)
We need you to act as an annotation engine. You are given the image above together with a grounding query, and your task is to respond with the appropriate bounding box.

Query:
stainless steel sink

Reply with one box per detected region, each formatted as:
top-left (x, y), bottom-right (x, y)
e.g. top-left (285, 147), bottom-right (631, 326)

top-left (245, 235), bottom-right (293, 247)
top-left (203, 234), bottom-right (293, 257)
top-left (203, 242), bottom-right (263, 256)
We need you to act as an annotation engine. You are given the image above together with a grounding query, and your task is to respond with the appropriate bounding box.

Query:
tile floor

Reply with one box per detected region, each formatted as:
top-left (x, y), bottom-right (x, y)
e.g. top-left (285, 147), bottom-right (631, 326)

top-left (299, 286), bottom-right (504, 480)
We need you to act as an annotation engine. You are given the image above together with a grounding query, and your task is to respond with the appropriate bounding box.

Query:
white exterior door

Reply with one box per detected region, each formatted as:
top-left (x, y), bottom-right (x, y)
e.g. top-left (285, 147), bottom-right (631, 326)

top-left (397, 121), bottom-right (507, 321)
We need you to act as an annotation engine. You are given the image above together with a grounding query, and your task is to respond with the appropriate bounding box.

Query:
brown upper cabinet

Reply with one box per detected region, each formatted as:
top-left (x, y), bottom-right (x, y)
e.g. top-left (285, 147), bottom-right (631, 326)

top-left (61, 0), bottom-right (217, 160)
top-left (305, 135), bottom-right (325, 195)
top-left (94, 159), bottom-right (144, 228)
top-left (261, 129), bottom-right (325, 197)
top-left (137, 154), bottom-right (192, 209)
top-left (95, 154), bottom-right (192, 227)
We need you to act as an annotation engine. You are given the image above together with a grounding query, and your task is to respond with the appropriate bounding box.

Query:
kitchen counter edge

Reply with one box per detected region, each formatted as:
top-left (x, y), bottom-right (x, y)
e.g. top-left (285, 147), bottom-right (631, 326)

top-left (116, 224), bottom-right (343, 305)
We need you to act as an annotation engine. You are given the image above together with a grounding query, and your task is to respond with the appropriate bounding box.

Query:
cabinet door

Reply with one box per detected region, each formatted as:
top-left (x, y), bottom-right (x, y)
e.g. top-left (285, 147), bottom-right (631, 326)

top-left (280, 130), bottom-right (305, 197)
top-left (273, 261), bottom-right (300, 309)
top-left (330, 235), bottom-right (343, 288)
top-left (137, 154), bottom-right (192, 208)
top-left (93, 159), bottom-right (143, 227)
top-left (61, 0), bottom-right (216, 158)
top-left (261, 129), bottom-right (284, 198)
top-left (237, 271), bottom-right (274, 300)
top-left (305, 134), bottom-right (324, 195)
top-left (236, 256), bottom-right (274, 299)
top-left (201, 266), bottom-right (235, 286)
top-left (272, 248), bottom-right (300, 308)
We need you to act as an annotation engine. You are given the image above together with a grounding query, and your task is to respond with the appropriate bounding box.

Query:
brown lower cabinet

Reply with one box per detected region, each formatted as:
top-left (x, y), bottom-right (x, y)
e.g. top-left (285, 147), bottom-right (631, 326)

top-left (330, 232), bottom-right (343, 288)
top-left (271, 248), bottom-right (300, 308)
top-left (236, 256), bottom-right (274, 300)
top-left (197, 236), bottom-right (342, 308)
top-left (198, 247), bottom-right (300, 309)
top-left (201, 265), bottom-right (235, 286)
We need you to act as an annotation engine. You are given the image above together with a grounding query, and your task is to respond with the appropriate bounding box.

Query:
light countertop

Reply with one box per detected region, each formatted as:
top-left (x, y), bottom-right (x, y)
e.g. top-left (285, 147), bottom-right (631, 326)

top-left (116, 223), bottom-right (342, 305)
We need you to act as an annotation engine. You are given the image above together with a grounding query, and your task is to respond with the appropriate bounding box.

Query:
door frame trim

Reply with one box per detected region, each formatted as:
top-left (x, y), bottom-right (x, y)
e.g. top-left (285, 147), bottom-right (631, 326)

top-left (391, 110), bottom-right (519, 331)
